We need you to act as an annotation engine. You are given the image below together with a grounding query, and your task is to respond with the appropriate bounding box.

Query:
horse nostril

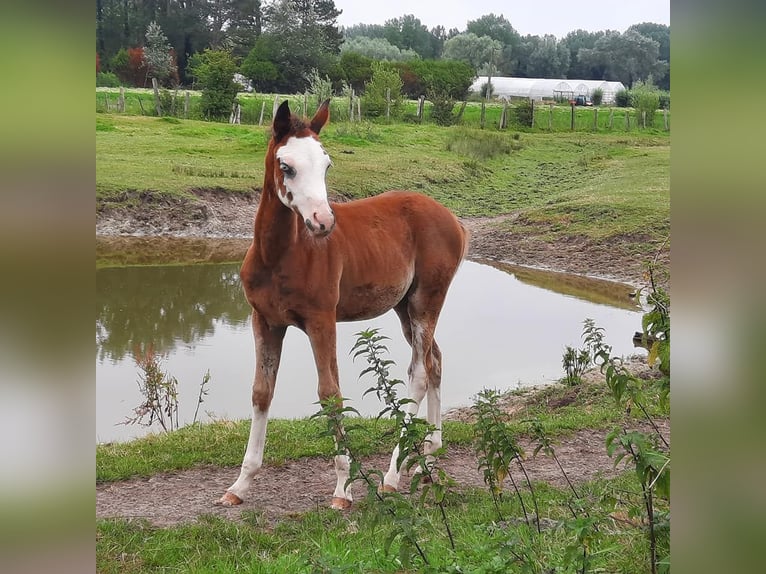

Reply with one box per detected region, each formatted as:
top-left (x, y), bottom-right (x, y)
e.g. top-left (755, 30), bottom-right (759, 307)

top-left (319, 222), bottom-right (326, 231)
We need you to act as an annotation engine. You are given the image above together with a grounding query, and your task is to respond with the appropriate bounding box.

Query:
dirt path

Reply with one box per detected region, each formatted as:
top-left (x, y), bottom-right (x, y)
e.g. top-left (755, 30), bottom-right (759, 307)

top-left (96, 420), bottom-right (668, 527)
top-left (96, 190), bottom-right (669, 525)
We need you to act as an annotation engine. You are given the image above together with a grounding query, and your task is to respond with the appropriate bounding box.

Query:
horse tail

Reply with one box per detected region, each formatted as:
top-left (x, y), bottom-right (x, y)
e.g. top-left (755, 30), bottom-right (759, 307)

top-left (458, 222), bottom-right (471, 262)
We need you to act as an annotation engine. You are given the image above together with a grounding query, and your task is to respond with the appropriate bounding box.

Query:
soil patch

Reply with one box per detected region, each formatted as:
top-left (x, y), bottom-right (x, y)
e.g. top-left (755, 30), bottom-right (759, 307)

top-left (96, 189), bottom-right (665, 286)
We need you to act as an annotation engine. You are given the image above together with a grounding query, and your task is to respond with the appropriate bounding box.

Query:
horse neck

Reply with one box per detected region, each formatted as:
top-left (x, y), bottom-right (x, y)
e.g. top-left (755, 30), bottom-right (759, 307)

top-left (253, 147), bottom-right (298, 266)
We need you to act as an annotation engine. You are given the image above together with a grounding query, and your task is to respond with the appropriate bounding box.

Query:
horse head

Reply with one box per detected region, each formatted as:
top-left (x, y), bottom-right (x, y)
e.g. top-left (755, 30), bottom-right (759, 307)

top-left (271, 99), bottom-right (336, 237)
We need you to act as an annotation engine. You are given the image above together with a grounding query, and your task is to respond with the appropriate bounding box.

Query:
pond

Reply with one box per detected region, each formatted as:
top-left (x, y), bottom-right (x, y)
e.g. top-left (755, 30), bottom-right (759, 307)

top-left (96, 237), bottom-right (644, 443)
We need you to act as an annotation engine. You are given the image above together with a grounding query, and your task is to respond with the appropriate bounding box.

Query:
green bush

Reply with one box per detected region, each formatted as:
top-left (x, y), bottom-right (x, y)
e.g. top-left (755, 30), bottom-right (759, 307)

top-left (513, 99), bottom-right (534, 127)
top-left (658, 91), bottom-right (670, 110)
top-left (591, 87), bottom-right (604, 106)
top-left (188, 49), bottom-right (239, 120)
top-left (96, 72), bottom-right (120, 87)
top-left (630, 80), bottom-right (661, 127)
top-left (615, 88), bottom-right (631, 108)
top-left (361, 61), bottom-right (403, 119)
top-left (429, 92), bottom-right (457, 126)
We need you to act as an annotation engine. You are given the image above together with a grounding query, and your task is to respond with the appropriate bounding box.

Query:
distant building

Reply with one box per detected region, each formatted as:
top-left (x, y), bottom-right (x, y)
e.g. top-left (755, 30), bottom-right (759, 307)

top-left (470, 76), bottom-right (626, 104)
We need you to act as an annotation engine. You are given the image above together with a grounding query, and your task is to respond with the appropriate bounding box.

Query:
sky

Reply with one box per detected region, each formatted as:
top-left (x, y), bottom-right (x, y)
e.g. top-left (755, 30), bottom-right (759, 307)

top-left (333, 0), bottom-right (670, 39)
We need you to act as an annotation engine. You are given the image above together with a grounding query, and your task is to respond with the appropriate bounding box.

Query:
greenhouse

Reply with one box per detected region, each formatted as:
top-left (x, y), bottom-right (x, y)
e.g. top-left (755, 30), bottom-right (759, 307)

top-left (470, 76), bottom-right (626, 104)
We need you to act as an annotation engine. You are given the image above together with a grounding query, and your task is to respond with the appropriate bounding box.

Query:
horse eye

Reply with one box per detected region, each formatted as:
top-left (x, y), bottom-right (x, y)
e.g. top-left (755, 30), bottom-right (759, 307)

top-left (279, 162), bottom-right (295, 177)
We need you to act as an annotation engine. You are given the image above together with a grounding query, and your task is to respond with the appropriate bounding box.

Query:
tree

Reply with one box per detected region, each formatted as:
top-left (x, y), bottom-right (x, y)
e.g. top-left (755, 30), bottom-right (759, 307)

top-left (144, 21), bottom-right (177, 86)
top-left (465, 13), bottom-right (521, 75)
top-left (337, 51), bottom-right (373, 93)
top-left (578, 30), bottom-right (663, 87)
top-left (522, 34), bottom-right (570, 78)
top-left (628, 23), bottom-right (670, 89)
top-left (240, 36), bottom-right (280, 92)
top-left (383, 14), bottom-right (439, 59)
top-left (262, 0), bottom-right (343, 91)
top-left (561, 29), bottom-right (605, 79)
top-left (341, 36), bottom-right (419, 61)
top-left (441, 33), bottom-right (502, 74)
top-left (188, 49), bottom-right (239, 120)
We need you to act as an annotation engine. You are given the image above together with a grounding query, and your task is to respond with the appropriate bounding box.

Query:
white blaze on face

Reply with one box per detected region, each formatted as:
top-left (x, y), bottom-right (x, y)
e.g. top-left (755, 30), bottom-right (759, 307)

top-left (275, 136), bottom-right (335, 235)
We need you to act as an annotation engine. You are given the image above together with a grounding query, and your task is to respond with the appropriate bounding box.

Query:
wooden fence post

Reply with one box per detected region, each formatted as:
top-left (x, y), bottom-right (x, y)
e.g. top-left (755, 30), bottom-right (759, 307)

top-left (664, 108), bottom-right (669, 130)
top-left (549, 103), bottom-right (553, 131)
top-left (570, 102), bottom-right (575, 131)
top-left (357, 98), bottom-right (361, 122)
top-left (455, 100), bottom-right (467, 122)
top-left (272, 94), bottom-right (279, 119)
top-left (499, 100), bottom-right (508, 129)
top-left (151, 77), bottom-right (163, 116)
top-left (184, 91), bottom-right (190, 119)
top-left (480, 101), bottom-right (486, 129)
top-left (118, 87), bottom-right (125, 113)
top-left (609, 108), bottom-right (614, 130)
top-left (258, 101), bottom-right (265, 125)
top-left (530, 98), bottom-right (535, 128)
top-left (417, 96), bottom-right (425, 122)
top-left (593, 108), bottom-right (598, 131)
top-left (137, 95), bottom-right (146, 115)
top-left (386, 88), bottom-right (390, 122)
top-left (626, 112), bottom-right (630, 131)
top-left (642, 110), bottom-right (646, 129)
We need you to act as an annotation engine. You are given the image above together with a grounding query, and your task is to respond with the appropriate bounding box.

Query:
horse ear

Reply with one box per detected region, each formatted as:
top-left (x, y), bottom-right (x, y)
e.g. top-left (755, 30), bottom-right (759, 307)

top-left (310, 99), bottom-right (331, 134)
top-left (272, 100), bottom-right (291, 141)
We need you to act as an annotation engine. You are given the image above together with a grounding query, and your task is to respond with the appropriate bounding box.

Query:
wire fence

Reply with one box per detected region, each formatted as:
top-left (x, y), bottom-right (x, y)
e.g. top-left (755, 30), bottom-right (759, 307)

top-left (95, 88), bottom-right (670, 134)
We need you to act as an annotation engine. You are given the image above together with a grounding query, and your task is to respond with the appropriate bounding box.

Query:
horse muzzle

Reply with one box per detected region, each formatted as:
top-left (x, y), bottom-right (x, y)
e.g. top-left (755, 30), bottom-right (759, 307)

top-left (304, 208), bottom-right (336, 237)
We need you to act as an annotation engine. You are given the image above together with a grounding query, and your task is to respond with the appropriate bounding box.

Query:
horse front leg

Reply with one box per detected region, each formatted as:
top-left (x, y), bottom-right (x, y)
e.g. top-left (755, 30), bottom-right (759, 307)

top-left (306, 317), bottom-right (353, 510)
top-left (216, 312), bottom-right (285, 506)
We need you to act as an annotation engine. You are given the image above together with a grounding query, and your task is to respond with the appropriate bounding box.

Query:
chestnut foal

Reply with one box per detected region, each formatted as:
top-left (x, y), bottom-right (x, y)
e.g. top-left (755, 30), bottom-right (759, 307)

top-left (216, 100), bottom-right (468, 509)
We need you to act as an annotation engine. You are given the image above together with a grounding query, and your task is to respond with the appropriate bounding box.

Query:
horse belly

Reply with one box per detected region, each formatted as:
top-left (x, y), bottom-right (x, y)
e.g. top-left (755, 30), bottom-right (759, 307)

top-left (336, 280), bottom-right (410, 322)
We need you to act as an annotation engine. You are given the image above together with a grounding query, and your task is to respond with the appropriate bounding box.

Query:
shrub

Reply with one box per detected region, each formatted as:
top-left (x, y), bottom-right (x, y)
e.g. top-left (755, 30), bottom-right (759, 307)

top-left (614, 88), bottom-right (631, 108)
top-left (429, 91), bottom-right (457, 126)
top-left (480, 81), bottom-right (495, 100)
top-left (590, 87), bottom-right (603, 106)
top-left (658, 91), bottom-right (670, 110)
top-left (361, 61), bottom-right (403, 119)
top-left (305, 68), bottom-right (334, 109)
top-left (631, 80), bottom-right (661, 127)
top-left (188, 49), bottom-right (239, 120)
top-left (514, 98), bottom-right (534, 127)
top-left (96, 72), bottom-right (120, 87)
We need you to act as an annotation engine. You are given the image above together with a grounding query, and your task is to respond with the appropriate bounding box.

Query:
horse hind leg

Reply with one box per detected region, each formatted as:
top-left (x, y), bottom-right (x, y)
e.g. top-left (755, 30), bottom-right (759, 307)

top-left (382, 301), bottom-right (440, 492)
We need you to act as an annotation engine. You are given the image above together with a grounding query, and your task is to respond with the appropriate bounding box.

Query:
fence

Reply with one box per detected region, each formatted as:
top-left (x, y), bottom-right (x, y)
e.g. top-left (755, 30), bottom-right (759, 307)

top-left (95, 88), bottom-right (670, 134)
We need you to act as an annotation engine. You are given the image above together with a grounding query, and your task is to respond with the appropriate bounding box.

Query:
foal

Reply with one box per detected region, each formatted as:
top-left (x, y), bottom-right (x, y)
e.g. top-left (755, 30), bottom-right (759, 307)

top-left (216, 100), bottom-right (469, 509)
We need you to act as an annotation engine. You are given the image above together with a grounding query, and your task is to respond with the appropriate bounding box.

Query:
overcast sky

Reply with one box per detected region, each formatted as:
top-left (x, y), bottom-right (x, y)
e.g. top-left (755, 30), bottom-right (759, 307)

top-left (333, 0), bottom-right (670, 38)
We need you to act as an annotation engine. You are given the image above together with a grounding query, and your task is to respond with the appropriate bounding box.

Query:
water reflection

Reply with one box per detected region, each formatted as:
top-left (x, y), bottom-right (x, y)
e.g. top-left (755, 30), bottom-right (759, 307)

top-left (96, 238), bottom-right (645, 443)
top-left (96, 264), bottom-right (251, 362)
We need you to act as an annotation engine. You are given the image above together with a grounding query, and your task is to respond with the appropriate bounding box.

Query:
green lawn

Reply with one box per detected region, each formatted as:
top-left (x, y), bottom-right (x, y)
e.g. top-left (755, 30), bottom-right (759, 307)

top-left (97, 114), bottom-right (669, 246)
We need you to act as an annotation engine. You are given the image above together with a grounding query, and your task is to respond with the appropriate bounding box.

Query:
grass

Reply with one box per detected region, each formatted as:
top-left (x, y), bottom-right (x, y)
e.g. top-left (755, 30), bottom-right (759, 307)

top-left (97, 112), bottom-right (669, 248)
top-left (97, 473), bottom-right (664, 573)
top-left (97, 378), bottom-right (665, 483)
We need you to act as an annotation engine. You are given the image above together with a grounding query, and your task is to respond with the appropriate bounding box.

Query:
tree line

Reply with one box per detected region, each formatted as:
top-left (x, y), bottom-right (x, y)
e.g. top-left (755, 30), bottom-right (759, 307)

top-left (96, 1), bottom-right (670, 96)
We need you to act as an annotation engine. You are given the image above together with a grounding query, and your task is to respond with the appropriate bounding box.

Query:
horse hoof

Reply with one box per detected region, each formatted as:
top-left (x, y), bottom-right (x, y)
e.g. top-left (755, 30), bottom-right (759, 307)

top-left (378, 484), bottom-right (397, 494)
top-left (215, 491), bottom-right (243, 507)
top-left (330, 497), bottom-right (352, 510)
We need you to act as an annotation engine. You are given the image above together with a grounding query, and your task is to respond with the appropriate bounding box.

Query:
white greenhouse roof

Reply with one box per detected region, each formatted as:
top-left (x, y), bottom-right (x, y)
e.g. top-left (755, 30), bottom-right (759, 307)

top-left (470, 76), bottom-right (626, 103)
